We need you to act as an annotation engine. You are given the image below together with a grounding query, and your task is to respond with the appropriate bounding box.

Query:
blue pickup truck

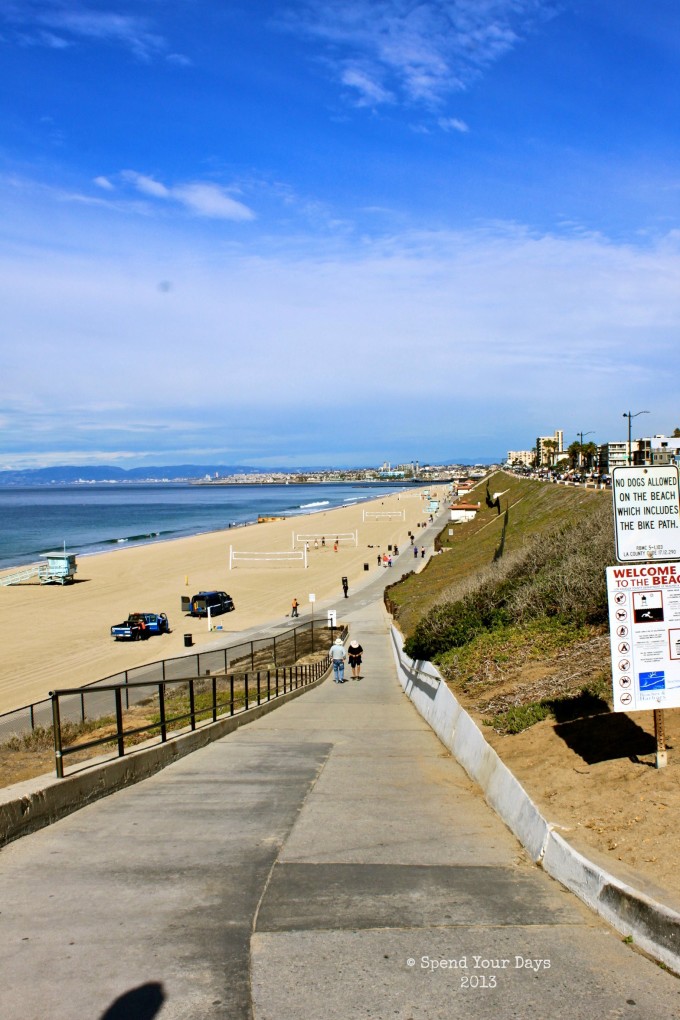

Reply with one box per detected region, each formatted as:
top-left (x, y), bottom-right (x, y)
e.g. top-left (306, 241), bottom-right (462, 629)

top-left (111, 612), bottom-right (170, 640)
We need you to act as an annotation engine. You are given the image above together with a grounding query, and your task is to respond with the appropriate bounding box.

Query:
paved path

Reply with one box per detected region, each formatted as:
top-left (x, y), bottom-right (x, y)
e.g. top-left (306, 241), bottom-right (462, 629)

top-left (2, 601), bottom-right (679, 1019)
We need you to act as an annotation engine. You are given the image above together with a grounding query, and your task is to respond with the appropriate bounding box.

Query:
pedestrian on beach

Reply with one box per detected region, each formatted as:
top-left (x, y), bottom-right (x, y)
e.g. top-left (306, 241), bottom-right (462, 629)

top-left (388, 555), bottom-right (392, 567)
top-left (322, 536), bottom-right (325, 547)
top-left (330, 637), bottom-right (346, 683)
top-left (382, 552), bottom-right (388, 567)
top-left (348, 640), bottom-right (363, 679)
top-left (291, 597), bottom-right (299, 618)
top-left (410, 534), bottom-right (414, 545)
top-left (377, 554), bottom-right (381, 567)
top-left (314, 539), bottom-right (319, 550)
top-left (342, 577), bottom-right (349, 598)
top-left (394, 544), bottom-right (399, 557)
top-left (421, 547), bottom-right (425, 558)
top-left (413, 546), bottom-right (418, 559)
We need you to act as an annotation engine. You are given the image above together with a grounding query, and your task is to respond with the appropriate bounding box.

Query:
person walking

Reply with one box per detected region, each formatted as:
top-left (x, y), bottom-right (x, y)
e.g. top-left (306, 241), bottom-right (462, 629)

top-left (291, 597), bottom-right (299, 618)
top-left (330, 637), bottom-right (346, 683)
top-left (348, 639), bottom-right (363, 679)
top-left (413, 546), bottom-right (418, 559)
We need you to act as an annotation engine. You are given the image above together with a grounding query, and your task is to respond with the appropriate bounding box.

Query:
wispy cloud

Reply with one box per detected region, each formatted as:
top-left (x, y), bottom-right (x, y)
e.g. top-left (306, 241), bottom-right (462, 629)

top-left (1, 2), bottom-right (184, 62)
top-left (120, 171), bottom-right (255, 221)
top-left (285, 0), bottom-right (556, 109)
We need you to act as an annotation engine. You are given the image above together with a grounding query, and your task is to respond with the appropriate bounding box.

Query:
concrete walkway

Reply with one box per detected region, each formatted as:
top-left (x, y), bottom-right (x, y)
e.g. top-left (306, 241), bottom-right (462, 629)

top-left (2, 601), bottom-right (680, 1019)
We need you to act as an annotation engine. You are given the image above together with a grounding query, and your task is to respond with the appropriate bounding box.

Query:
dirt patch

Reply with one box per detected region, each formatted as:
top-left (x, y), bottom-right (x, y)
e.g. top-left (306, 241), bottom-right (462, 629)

top-left (453, 635), bottom-right (680, 899)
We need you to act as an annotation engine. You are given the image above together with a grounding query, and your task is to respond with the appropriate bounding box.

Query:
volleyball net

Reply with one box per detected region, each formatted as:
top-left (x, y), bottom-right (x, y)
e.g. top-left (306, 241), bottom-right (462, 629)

top-left (362, 509), bottom-right (406, 521)
top-left (292, 530), bottom-right (358, 549)
top-left (229, 546), bottom-right (308, 569)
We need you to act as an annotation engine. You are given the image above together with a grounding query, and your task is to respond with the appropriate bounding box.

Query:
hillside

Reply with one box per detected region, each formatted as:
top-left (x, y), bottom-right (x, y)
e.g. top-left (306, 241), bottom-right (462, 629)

top-left (388, 472), bottom-right (680, 899)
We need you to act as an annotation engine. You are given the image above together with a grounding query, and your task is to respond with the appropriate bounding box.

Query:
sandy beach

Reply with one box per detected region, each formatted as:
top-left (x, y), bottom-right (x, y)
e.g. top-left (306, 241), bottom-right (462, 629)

top-left (0, 486), bottom-right (438, 714)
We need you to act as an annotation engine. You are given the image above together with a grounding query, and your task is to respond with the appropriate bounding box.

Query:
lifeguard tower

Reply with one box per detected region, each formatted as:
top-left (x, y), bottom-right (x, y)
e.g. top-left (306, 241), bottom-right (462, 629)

top-left (40, 551), bottom-right (78, 584)
top-left (0, 550), bottom-right (78, 586)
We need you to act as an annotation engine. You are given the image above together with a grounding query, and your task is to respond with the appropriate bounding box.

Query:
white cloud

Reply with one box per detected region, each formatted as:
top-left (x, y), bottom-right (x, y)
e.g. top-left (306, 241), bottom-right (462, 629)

top-left (93, 175), bottom-right (114, 191)
top-left (1, 200), bottom-right (679, 464)
top-left (341, 66), bottom-right (394, 106)
top-left (172, 183), bottom-right (255, 222)
top-left (286, 0), bottom-right (556, 107)
top-left (439, 116), bottom-right (469, 133)
top-left (2, 3), bottom-right (166, 60)
top-left (119, 171), bottom-right (255, 221)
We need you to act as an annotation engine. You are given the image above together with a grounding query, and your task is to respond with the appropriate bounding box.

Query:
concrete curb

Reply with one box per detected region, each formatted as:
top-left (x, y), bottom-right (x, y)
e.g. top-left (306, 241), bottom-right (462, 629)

top-left (0, 671), bottom-right (328, 849)
top-left (389, 625), bottom-right (680, 974)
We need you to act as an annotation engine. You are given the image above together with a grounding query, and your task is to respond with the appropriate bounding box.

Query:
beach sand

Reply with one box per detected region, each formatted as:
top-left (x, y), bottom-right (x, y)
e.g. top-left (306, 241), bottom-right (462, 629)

top-left (0, 487), bottom-right (436, 714)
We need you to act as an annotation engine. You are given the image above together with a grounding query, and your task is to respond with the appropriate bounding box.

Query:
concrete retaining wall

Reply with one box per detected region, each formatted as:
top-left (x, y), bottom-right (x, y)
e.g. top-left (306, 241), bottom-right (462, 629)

top-left (0, 672), bottom-right (327, 849)
top-left (390, 625), bottom-right (680, 974)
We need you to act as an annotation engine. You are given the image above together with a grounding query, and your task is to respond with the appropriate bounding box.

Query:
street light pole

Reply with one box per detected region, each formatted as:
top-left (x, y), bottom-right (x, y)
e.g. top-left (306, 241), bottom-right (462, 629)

top-left (622, 411), bottom-right (650, 466)
top-left (577, 430), bottom-right (594, 470)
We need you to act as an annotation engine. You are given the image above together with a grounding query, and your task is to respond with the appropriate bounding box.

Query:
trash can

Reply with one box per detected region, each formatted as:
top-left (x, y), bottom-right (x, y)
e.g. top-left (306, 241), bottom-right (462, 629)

top-left (364, 563), bottom-right (369, 571)
top-left (184, 633), bottom-right (193, 648)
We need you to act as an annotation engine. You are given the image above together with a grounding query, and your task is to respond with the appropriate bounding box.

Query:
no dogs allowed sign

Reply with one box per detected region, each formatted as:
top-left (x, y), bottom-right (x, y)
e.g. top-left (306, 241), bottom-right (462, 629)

top-left (611, 465), bottom-right (680, 563)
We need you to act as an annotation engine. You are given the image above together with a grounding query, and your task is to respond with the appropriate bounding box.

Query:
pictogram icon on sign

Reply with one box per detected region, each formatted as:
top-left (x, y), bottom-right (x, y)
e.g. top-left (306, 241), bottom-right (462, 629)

top-left (616, 625), bottom-right (628, 637)
top-left (615, 593), bottom-right (626, 605)
top-left (618, 641), bottom-right (630, 654)
top-left (615, 609), bottom-right (627, 622)
top-left (619, 676), bottom-right (632, 688)
top-left (618, 659), bottom-right (631, 672)
top-left (620, 692), bottom-right (632, 706)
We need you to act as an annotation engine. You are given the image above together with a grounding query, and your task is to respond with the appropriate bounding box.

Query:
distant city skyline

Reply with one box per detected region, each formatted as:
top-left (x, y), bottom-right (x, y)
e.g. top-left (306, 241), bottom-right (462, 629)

top-left (2, 2), bottom-right (679, 469)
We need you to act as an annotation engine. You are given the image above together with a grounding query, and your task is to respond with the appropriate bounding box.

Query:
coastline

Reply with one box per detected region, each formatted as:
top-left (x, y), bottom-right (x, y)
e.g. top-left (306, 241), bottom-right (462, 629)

top-left (0, 482), bottom-right (407, 575)
top-left (0, 485), bottom-right (439, 716)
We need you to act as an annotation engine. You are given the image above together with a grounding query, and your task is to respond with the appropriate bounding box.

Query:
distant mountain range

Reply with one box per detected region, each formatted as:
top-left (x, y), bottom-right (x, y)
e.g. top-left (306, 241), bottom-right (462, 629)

top-left (0, 465), bottom-right (281, 485)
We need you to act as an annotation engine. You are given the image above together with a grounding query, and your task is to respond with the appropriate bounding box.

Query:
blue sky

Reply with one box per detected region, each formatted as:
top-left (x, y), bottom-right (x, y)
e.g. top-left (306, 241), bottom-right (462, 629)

top-left (1, 1), bottom-right (679, 469)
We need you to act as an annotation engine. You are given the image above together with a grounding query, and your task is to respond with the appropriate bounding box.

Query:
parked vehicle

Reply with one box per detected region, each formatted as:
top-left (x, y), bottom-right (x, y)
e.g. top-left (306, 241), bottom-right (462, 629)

top-left (111, 612), bottom-right (170, 640)
top-left (185, 591), bottom-right (235, 618)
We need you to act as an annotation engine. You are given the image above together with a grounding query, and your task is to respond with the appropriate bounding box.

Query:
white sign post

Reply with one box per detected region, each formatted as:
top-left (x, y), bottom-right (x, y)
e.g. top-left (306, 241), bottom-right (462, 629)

top-left (609, 466), bottom-right (680, 767)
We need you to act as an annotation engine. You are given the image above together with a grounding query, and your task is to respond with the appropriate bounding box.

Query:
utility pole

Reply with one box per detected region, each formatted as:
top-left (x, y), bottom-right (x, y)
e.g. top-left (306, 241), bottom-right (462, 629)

top-left (622, 411), bottom-right (650, 466)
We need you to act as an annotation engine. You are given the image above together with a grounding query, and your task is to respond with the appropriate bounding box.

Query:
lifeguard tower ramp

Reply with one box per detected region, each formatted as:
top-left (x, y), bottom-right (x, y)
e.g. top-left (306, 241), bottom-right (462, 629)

top-left (0, 551), bottom-right (77, 586)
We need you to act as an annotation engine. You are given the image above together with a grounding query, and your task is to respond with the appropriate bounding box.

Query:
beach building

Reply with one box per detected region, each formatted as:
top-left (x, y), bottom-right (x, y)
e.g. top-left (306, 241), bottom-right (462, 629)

top-left (535, 429), bottom-right (564, 467)
top-left (507, 449), bottom-right (534, 467)
top-left (449, 501), bottom-right (480, 523)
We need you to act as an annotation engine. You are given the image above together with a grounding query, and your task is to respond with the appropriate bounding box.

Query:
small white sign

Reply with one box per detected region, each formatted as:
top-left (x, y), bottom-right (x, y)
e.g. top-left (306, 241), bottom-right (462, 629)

top-left (606, 563), bottom-right (680, 711)
top-left (327, 610), bottom-right (337, 626)
top-left (612, 465), bottom-right (680, 562)
top-left (308, 593), bottom-right (316, 603)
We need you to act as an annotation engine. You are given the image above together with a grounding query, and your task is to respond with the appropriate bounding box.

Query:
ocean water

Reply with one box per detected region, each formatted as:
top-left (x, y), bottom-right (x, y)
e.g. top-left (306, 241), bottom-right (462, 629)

top-left (0, 482), bottom-right (408, 572)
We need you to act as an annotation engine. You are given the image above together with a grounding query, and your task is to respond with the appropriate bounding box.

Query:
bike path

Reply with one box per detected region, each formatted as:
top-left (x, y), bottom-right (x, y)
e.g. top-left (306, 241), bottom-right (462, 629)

top-left (1, 599), bottom-right (679, 1018)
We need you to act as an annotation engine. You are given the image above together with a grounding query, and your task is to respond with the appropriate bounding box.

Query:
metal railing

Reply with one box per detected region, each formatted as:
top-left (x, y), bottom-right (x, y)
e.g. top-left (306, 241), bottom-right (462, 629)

top-left (0, 619), bottom-right (336, 743)
top-left (50, 625), bottom-right (347, 778)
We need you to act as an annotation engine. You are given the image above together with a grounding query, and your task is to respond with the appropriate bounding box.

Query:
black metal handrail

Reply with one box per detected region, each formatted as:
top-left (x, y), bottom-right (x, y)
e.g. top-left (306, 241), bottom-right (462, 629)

top-left (1, 618), bottom-right (338, 742)
top-left (50, 625), bottom-right (347, 778)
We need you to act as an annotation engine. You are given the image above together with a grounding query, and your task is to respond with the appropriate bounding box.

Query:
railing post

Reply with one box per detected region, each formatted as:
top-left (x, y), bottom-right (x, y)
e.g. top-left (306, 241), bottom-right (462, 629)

top-left (267, 670), bottom-right (271, 702)
top-left (51, 692), bottom-right (64, 779)
top-left (293, 627), bottom-right (297, 662)
top-left (273, 635), bottom-right (277, 668)
top-left (250, 642), bottom-right (255, 671)
top-left (212, 677), bottom-right (217, 722)
top-left (256, 671), bottom-right (261, 706)
top-left (30, 702), bottom-right (35, 731)
top-left (80, 690), bottom-right (85, 723)
top-left (275, 668), bottom-right (279, 698)
top-left (158, 683), bottom-right (167, 742)
top-left (244, 673), bottom-right (249, 711)
top-left (230, 675), bottom-right (234, 716)
top-left (114, 686), bottom-right (125, 759)
top-left (189, 679), bottom-right (196, 731)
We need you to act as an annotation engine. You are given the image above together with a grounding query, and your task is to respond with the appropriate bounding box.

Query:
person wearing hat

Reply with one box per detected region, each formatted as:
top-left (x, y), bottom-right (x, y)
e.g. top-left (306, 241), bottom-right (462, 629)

top-left (330, 637), bottom-right (346, 683)
top-left (348, 639), bottom-right (364, 680)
